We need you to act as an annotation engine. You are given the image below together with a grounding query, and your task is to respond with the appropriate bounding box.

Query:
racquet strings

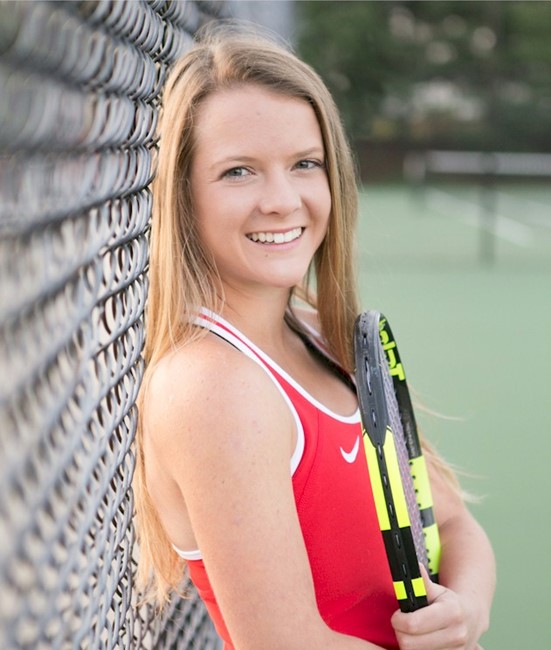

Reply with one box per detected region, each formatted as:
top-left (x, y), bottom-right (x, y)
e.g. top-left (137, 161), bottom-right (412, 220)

top-left (379, 337), bottom-right (429, 572)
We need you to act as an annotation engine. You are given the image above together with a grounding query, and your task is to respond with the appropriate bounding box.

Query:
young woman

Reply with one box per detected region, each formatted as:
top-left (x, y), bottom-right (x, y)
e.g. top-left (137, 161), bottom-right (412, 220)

top-left (134, 24), bottom-right (495, 650)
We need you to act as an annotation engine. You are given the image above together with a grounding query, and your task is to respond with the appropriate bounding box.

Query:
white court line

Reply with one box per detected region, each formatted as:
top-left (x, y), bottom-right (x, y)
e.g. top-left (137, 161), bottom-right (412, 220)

top-left (495, 191), bottom-right (551, 229)
top-left (426, 188), bottom-right (533, 247)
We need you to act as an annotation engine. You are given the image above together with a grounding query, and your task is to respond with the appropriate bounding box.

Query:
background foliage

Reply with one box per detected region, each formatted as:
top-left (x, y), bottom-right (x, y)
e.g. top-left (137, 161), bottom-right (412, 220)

top-left (297, 1), bottom-right (551, 152)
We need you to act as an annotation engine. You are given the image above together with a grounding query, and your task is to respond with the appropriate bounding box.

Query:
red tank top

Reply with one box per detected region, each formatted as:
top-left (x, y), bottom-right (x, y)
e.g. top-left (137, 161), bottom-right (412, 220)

top-left (175, 310), bottom-right (399, 649)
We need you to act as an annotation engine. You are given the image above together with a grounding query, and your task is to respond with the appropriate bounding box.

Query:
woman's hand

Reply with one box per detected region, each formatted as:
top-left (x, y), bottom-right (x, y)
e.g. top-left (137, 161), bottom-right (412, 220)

top-left (391, 565), bottom-right (486, 650)
top-left (392, 445), bottom-right (496, 650)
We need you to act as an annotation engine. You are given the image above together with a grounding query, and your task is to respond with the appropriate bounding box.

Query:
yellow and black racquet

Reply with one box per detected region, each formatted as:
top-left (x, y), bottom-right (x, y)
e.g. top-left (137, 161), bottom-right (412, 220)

top-left (354, 311), bottom-right (441, 612)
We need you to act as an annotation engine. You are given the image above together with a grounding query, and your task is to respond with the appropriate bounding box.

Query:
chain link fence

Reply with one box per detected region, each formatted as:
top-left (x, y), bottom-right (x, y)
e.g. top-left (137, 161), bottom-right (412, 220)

top-left (0, 1), bottom-right (226, 647)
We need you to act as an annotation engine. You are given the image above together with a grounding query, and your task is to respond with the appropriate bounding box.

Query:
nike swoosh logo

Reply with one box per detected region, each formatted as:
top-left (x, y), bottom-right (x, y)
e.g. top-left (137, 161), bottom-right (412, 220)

top-left (340, 435), bottom-right (360, 463)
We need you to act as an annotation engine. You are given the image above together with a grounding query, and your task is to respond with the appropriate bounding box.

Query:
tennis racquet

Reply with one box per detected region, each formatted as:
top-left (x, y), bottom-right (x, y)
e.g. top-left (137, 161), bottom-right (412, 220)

top-left (354, 310), bottom-right (441, 612)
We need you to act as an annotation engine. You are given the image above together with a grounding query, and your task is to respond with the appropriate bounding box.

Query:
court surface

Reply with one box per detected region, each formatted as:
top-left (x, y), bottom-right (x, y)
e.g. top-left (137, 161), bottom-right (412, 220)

top-left (357, 182), bottom-right (551, 649)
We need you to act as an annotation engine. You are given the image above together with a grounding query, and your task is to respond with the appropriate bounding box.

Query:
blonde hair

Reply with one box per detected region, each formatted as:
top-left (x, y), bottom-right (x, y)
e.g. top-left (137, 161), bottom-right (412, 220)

top-left (134, 22), bottom-right (360, 605)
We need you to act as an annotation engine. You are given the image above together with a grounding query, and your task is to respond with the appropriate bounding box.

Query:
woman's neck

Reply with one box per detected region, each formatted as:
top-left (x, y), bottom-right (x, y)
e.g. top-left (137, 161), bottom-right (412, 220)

top-left (218, 286), bottom-right (292, 351)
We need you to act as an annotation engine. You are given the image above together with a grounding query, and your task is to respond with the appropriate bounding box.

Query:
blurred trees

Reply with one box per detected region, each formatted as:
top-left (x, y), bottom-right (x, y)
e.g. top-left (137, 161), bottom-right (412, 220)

top-left (296, 1), bottom-right (551, 152)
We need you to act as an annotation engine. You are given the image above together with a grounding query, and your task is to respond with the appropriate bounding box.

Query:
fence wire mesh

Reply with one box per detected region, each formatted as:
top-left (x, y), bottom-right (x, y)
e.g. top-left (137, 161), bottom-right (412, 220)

top-left (0, 1), bottom-right (226, 647)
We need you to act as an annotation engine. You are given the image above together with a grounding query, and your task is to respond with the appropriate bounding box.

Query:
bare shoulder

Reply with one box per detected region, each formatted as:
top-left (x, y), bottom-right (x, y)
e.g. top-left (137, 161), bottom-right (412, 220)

top-left (143, 332), bottom-right (295, 471)
top-left (145, 333), bottom-right (250, 415)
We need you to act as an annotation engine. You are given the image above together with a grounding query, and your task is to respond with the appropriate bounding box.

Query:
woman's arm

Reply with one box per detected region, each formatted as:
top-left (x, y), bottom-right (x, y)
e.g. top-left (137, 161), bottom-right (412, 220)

top-left (391, 461), bottom-right (496, 650)
top-left (147, 336), bottom-right (385, 650)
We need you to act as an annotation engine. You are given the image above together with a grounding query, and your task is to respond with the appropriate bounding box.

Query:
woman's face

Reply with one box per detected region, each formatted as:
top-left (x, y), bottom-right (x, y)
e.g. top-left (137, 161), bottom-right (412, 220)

top-left (190, 84), bottom-right (331, 299)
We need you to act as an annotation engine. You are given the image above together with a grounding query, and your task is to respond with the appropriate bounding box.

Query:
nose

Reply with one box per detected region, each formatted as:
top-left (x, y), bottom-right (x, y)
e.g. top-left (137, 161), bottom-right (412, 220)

top-left (257, 171), bottom-right (302, 216)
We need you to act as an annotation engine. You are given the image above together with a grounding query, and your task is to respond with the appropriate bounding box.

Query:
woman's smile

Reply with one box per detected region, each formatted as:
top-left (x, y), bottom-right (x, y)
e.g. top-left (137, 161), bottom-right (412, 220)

top-left (246, 227), bottom-right (304, 245)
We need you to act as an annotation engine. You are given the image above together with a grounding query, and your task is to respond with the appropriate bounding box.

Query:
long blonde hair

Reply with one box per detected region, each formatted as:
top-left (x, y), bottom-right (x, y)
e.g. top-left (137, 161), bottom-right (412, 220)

top-left (134, 23), bottom-right (360, 604)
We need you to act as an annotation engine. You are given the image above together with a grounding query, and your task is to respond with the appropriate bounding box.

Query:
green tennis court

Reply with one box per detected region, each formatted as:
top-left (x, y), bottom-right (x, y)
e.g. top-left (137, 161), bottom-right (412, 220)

top-left (357, 181), bottom-right (551, 649)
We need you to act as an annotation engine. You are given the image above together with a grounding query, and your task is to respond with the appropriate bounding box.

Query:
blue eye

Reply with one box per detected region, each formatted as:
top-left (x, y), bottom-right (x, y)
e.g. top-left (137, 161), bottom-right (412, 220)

top-left (295, 159), bottom-right (324, 170)
top-left (223, 167), bottom-right (250, 179)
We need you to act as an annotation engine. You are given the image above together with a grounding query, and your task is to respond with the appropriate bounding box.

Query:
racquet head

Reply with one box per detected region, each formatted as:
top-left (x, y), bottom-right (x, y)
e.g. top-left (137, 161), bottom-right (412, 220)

top-left (354, 310), bottom-right (441, 612)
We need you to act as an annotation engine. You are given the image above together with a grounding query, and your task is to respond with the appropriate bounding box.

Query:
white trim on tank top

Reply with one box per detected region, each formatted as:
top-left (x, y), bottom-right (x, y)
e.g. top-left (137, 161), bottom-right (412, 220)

top-left (173, 308), bottom-right (361, 561)
top-left (173, 309), bottom-right (309, 561)
top-left (197, 308), bottom-right (360, 424)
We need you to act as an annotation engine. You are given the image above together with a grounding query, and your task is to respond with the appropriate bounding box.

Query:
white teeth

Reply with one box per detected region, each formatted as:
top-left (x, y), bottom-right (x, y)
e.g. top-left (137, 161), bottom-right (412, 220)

top-left (248, 227), bottom-right (302, 244)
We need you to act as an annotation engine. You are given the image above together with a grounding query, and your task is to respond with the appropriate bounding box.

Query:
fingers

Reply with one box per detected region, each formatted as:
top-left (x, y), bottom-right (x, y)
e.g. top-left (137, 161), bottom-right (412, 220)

top-left (391, 569), bottom-right (478, 650)
top-left (393, 625), bottom-right (470, 650)
top-left (419, 562), bottom-right (446, 604)
top-left (392, 565), bottom-right (453, 636)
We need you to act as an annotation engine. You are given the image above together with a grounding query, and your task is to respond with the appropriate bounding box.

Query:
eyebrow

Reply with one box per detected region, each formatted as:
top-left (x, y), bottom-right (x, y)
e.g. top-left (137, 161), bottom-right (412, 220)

top-left (294, 147), bottom-right (326, 160)
top-left (210, 147), bottom-right (326, 170)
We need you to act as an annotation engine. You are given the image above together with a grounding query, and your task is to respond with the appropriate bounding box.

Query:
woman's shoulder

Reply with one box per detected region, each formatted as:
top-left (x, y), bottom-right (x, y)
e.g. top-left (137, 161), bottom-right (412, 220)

top-left (142, 332), bottom-right (297, 487)
top-left (143, 332), bottom-right (292, 446)
top-left (147, 333), bottom-right (260, 407)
